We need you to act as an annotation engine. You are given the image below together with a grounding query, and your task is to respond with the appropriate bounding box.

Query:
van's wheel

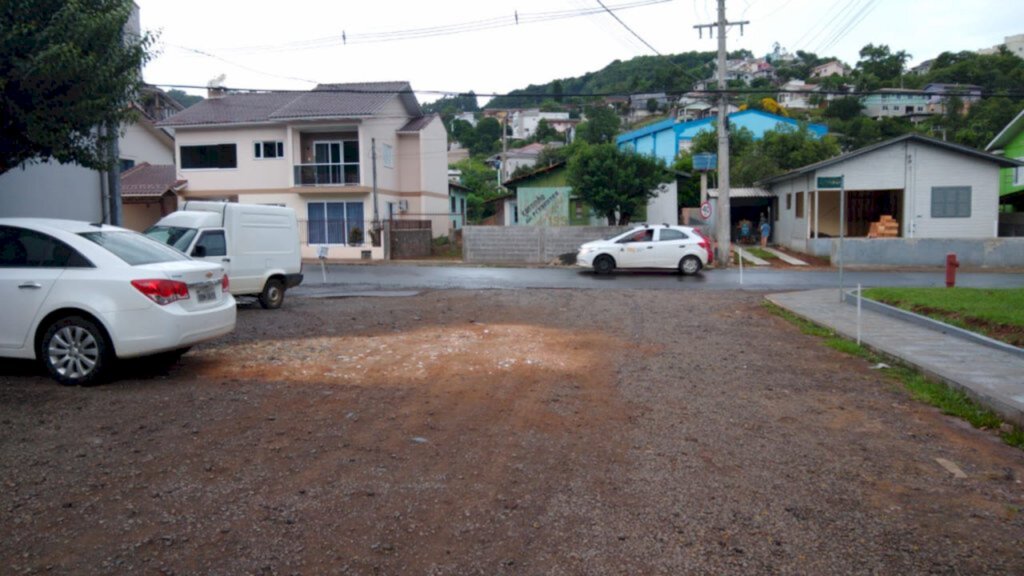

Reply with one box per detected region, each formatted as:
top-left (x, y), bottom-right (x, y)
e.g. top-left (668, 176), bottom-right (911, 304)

top-left (679, 255), bottom-right (702, 276)
top-left (40, 316), bottom-right (111, 386)
top-left (258, 278), bottom-right (285, 309)
top-left (593, 255), bottom-right (615, 275)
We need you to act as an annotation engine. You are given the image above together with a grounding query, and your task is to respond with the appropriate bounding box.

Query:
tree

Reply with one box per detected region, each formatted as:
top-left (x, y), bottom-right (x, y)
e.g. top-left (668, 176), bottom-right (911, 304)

top-left (1, 0), bottom-right (154, 174)
top-left (824, 97), bottom-right (864, 121)
top-left (567, 143), bottom-right (668, 225)
top-left (450, 119), bottom-right (476, 149)
top-left (532, 119), bottom-right (559, 143)
top-left (166, 89), bottom-right (203, 109)
top-left (576, 105), bottom-right (621, 144)
top-left (470, 117), bottom-right (503, 157)
top-left (451, 158), bottom-right (503, 222)
top-left (855, 44), bottom-right (911, 85)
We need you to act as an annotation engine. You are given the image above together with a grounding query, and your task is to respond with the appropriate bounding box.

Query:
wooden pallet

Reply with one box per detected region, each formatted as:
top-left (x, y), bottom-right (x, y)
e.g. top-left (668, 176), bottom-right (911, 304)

top-left (867, 215), bottom-right (899, 238)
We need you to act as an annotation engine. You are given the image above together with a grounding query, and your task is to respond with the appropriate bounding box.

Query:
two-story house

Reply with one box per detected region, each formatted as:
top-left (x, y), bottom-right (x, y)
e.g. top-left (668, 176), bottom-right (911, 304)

top-left (860, 88), bottom-right (931, 120)
top-left (157, 82), bottom-right (449, 260)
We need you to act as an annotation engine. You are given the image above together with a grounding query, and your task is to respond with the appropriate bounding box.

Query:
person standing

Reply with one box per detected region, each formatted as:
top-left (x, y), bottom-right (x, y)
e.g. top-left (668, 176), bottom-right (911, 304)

top-left (760, 217), bottom-right (771, 248)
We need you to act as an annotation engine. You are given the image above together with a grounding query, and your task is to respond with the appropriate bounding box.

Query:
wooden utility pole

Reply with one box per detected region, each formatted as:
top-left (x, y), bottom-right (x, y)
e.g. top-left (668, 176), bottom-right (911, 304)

top-left (694, 0), bottom-right (748, 266)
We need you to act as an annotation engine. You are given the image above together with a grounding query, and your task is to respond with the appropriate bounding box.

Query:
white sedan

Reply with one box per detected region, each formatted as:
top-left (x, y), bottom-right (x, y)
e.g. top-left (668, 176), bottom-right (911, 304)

top-left (0, 218), bottom-right (236, 386)
top-left (577, 225), bottom-right (713, 275)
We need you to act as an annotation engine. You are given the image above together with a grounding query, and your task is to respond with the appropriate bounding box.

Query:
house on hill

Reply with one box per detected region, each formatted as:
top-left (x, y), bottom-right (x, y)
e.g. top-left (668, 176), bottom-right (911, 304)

top-left (157, 81), bottom-right (449, 260)
top-left (615, 110), bottom-right (828, 165)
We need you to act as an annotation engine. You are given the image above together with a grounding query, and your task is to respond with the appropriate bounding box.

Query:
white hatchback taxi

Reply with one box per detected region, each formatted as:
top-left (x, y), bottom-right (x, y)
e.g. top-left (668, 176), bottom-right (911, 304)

top-left (0, 218), bottom-right (237, 386)
top-left (577, 224), bottom-right (713, 275)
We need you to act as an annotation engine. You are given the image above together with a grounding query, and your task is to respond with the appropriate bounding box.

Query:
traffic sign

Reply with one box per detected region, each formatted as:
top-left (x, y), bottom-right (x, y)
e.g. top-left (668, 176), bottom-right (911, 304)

top-left (817, 176), bottom-right (844, 189)
top-left (693, 153), bottom-right (717, 172)
top-left (699, 201), bottom-right (712, 220)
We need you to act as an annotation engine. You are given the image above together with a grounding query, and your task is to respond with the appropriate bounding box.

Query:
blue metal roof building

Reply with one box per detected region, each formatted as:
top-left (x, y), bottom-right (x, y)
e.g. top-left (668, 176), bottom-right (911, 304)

top-left (616, 110), bottom-right (829, 165)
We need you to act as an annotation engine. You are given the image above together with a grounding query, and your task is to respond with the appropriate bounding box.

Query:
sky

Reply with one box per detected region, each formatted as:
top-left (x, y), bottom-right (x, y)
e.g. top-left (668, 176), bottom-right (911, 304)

top-left (134, 0), bottom-right (1023, 106)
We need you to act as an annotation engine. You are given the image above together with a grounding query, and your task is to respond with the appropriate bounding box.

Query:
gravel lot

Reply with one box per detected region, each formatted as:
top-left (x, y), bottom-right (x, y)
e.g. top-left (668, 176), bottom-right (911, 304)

top-left (2, 289), bottom-right (1022, 575)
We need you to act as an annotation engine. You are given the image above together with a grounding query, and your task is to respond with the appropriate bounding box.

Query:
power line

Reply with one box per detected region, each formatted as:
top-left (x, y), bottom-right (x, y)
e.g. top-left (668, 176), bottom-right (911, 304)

top-left (595, 0), bottom-right (663, 55)
top-left (151, 82), bottom-right (1024, 100)
top-left (166, 43), bottom-right (319, 85)
top-left (209, 0), bottom-right (671, 54)
top-left (817, 0), bottom-right (881, 55)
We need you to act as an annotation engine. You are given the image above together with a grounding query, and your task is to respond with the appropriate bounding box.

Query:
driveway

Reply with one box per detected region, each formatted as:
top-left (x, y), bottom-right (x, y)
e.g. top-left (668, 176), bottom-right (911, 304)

top-left (1, 290), bottom-right (1022, 574)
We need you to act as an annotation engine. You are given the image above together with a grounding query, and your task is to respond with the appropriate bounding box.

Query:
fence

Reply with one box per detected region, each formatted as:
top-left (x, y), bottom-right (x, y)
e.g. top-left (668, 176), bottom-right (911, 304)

top-left (463, 225), bottom-right (630, 264)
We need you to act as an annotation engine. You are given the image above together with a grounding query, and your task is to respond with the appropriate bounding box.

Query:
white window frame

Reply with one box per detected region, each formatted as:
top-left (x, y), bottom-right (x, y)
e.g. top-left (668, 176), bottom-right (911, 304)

top-left (254, 141), bottom-right (285, 159)
top-left (382, 143), bottom-right (394, 168)
top-left (1014, 166), bottom-right (1024, 187)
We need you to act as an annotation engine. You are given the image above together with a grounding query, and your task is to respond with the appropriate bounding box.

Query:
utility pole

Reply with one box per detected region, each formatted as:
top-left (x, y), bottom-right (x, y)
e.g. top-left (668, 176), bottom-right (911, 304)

top-left (500, 112), bottom-right (509, 185)
top-left (694, 0), bottom-right (748, 267)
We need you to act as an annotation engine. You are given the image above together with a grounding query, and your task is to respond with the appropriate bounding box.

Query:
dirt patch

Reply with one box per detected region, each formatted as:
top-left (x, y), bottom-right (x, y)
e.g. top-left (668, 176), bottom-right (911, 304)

top-left (1, 290), bottom-right (1022, 575)
top-left (911, 305), bottom-right (1024, 347)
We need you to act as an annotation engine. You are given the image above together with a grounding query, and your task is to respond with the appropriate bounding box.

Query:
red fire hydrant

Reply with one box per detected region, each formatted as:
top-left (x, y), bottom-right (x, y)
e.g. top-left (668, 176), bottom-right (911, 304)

top-left (945, 253), bottom-right (959, 288)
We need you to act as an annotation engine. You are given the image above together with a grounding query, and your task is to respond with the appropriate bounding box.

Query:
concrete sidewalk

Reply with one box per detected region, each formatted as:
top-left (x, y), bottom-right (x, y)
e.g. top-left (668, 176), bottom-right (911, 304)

top-left (766, 289), bottom-right (1024, 426)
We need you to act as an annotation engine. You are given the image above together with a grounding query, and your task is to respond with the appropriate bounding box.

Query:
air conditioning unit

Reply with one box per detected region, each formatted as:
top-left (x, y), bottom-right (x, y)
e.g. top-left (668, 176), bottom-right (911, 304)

top-left (398, 200), bottom-right (409, 212)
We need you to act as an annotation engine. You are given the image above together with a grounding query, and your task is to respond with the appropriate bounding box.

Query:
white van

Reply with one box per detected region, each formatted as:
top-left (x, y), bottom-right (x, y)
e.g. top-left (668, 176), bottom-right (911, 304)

top-left (145, 201), bottom-right (303, 309)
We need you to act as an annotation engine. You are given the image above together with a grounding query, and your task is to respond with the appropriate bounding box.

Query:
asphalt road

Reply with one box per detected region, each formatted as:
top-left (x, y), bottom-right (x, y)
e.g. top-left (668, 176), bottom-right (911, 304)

top-left (292, 262), bottom-right (1024, 295)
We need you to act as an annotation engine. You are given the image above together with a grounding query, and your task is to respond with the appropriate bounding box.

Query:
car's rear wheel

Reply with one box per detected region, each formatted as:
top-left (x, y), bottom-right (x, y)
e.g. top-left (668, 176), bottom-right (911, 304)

top-left (679, 255), bottom-right (702, 275)
top-left (593, 255), bottom-right (615, 275)
top-left (40, 316), bottom-right (111, 386)
top-left (258, 278), bottom-right (285, 309)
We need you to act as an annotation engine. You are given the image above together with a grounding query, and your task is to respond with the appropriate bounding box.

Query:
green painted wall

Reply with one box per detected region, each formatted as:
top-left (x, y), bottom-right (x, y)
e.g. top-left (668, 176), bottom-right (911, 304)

top-left (519, 187), bottom-right (570, 226)
top-left (999, 130), bottom-right (1024, 197)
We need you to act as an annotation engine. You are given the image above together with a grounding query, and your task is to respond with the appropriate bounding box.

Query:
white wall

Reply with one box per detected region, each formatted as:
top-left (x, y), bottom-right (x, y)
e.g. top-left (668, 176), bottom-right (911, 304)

top-left (646, 182), bottom-right (679, 225)
top-left (0, 160), bottom-right (104, 221)
top-left (120, 122), bottom-right (173, 166)
top-left (908, 143), bottom-right (999, 238)
top-left (175, 126), bottom-right (293, 192)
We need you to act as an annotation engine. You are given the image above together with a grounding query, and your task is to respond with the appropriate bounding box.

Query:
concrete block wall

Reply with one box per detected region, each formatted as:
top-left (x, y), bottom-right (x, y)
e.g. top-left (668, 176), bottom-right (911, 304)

top-left (463, 226), bottom-right (629, 264)
top-left (837, 238), bottom-right (1024, 267)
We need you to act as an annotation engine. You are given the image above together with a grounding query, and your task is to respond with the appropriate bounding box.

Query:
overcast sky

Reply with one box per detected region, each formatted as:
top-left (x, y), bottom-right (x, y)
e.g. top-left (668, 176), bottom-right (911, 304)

top-left (135, 0), bottom-right (1022, 105)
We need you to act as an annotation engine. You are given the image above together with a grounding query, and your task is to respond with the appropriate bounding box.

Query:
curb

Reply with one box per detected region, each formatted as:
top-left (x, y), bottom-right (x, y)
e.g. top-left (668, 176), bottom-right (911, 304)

top-left (841, 290), bottom-right (1024, 360)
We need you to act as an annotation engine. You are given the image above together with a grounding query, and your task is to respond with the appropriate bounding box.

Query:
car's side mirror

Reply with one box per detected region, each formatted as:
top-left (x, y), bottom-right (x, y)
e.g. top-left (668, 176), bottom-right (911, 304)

top-left (192, 245), bottom-right (207, 258)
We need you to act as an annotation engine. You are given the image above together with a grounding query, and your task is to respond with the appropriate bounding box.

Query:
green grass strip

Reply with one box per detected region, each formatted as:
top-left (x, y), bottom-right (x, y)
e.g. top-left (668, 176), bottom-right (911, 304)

top-left (765, 301), bottom-right (1023, 449)
top-left (861, 287), bottom-right (1024, 346)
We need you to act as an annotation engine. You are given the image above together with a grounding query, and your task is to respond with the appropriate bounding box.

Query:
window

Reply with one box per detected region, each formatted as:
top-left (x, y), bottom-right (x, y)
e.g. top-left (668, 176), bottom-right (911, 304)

top-left (382, 143), bottom-right (394, 168)
top-left (80, 231), bottom-right (189, 265)
top-left (307, 202), bottom-right (365, 245)
top-left (180, 144), bottom-right (237, 169)
top-left (786, 193), bottom-right (791, 211)
top-left (931, 186), bottom-right (971, 218)
top-left (658, 228), bottom-right (687, 241)
top-left (254, 141), bottom-right (284, 159)
top-left (193, 230), bottom-right (227, 257)
top-left (450, 196), bottom-right (457, 213)
top-left (120, 159), bottom-right (136, 172)
top-left (1014, 159), bottom-right (1024, 186)
top-left (795, 192), bottom-right (804, 218)
top-left (0, 227), bottom-right (91, 268)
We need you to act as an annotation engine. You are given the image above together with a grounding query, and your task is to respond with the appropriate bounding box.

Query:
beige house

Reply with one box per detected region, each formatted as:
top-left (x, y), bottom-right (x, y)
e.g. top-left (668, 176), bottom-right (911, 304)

top-left (158, 81), bottom-right (449, 260)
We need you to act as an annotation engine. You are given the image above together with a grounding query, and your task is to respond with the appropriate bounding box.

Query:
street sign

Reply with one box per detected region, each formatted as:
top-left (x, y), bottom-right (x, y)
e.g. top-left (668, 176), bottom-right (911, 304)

top-left (817, 176), bottom-right (844, 189)
top-left (693, 153), bottom-right (718, 172)
top-left (699, 200), bottom-right (713, 220)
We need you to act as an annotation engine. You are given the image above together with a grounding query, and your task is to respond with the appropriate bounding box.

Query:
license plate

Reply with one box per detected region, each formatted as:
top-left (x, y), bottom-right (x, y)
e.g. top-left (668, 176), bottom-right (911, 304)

top-left (194, 283), bottom-right (216, 303)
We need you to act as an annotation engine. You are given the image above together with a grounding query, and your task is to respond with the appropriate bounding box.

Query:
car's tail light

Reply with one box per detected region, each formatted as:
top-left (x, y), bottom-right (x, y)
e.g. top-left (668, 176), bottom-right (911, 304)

top-left (695, 230), bottom-right (713, 264)
top-left (131, 279), bottom-right (190, 305)
top-left (221, 274), bottom-right (230, 292)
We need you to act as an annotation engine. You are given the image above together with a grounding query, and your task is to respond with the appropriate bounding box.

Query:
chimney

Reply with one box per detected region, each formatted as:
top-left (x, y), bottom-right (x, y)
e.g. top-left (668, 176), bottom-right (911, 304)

top-left (206, 74), bottom-right (227, 99)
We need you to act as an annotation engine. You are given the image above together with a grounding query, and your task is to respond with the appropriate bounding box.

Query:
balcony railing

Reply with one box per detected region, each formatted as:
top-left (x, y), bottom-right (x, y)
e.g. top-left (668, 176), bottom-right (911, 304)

top-left (294, 162), bottom-right (361, 187)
